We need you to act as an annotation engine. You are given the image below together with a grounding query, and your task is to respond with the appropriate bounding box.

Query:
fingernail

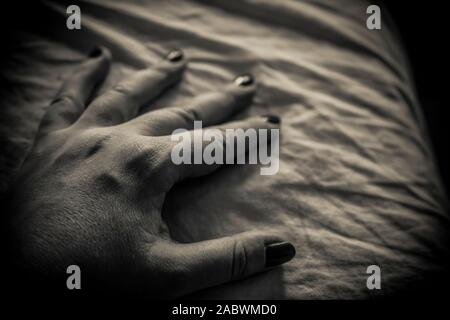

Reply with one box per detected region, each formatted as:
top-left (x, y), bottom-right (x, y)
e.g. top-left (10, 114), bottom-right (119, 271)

top-left (264, 115), bottom-right (280, 124)
top-left (265, 241), bottom-right (295, 268)
top-left (166, 49), bottom-right (183, 62)
top-left (234, 74), bottom-right (254, 86)
top-left (89, 46), bottom-right (103, 58)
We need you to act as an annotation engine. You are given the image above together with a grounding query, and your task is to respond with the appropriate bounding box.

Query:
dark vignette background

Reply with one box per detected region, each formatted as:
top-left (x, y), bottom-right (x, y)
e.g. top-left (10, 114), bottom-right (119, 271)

top-left (0, 1), bottom-right (448, 303)
top-left (381, 1), bottom-right (448, 194)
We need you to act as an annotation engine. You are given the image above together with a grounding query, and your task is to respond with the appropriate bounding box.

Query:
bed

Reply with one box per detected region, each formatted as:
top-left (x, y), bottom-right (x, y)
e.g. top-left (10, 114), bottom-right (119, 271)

top-left (0, 0), bottom-right (448, 299)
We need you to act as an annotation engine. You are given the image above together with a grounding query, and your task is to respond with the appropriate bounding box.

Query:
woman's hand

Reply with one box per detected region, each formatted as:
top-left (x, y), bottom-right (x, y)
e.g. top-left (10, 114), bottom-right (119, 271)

top-left (6, 47), bottom-right (295, 298)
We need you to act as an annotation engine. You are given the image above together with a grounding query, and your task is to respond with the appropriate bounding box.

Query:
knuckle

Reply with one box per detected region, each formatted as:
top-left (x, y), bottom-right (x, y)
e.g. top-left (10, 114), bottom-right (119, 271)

top-left (64, 128), bottom-right (116, 160)
top-left (82, 130), bottom-right (114, 158)
top-left (137, 67), bottom-right (172, 89)
top-left (171, 106), bottom-right (200, 124)
top-left (123, 139), bottom-right (173, 190)
top-left (231, 239), bottom-right (248, 281)
top-left (49, 128), bottom-right (113, 167)
top-left (52, 94), bottom-right (80, 107)
top-left (51, 95), bottom-right (83, 114)
top-left (93, 171), bottom-right (123, 192)
top-left (41, 95), bottom-right (83, 131)
top-left (112, 84), bottom-right (138, 104)
top-left (90, 100), bottom-right (118, 124)
top-left (153, 65), bottom-right (171, 78)
top-left (154, 61), bottom-right (183, 78)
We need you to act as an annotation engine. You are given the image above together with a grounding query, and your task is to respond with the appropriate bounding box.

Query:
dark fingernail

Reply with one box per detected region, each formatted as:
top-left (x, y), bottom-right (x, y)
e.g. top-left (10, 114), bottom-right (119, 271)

top-left (89, 47), bottom-right (103, 58)
top-left (265, 241), bottom-right (295, 268)
top-left (234, 74), bottom-right (254, 86)
top-left (264, 115), bottom-right (280, 124)
top-left (166, 49), bottom-right (183, 62)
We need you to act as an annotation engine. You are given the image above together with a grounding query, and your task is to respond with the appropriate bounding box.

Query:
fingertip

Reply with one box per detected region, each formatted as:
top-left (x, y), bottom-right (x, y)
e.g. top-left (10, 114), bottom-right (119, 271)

top-left (166, 49), bottom-right (184, 62)
top-left (263, 114), bottom-right (281, 125)
top-left (89, 46), bottom-right (102, 58)
top-left (89, 46), bottom-right (112, 61)
top-left (163, 49), bottom-right (187, 68)
top-left (157, 49), bottom-right (187, 79)
top-left (233, 73), bottom-right (256, 92)
top-left (234, 74), bottom-right (254, 87)
top-left (224, 75), bottom-right (256, 104)
top-left (265, 241), bottom-right (296, 268)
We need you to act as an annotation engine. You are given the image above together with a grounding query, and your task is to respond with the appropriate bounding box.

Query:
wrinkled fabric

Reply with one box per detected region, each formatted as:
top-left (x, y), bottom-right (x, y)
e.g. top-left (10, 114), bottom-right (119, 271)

top-left (0, 0), bottom-right (448, 299)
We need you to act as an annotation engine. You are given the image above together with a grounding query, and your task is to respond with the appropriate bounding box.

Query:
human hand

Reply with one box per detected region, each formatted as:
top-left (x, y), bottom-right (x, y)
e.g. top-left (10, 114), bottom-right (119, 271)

top-left (6, 47), bottom-right (295, 298)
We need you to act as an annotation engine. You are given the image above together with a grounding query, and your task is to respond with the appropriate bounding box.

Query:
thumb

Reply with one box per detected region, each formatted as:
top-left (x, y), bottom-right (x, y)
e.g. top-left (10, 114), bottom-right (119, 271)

top-left (151, 232), bottom-right (295, 297)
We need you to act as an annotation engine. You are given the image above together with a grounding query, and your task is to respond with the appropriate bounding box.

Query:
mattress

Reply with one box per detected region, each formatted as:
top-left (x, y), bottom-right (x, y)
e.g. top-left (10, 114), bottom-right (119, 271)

top-left (0, 0), bottom-right (448, 299)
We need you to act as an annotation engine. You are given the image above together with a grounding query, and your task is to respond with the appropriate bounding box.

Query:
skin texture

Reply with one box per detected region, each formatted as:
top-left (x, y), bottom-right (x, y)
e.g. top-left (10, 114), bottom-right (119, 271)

top-left (5, 47), bottom-right (294, 298)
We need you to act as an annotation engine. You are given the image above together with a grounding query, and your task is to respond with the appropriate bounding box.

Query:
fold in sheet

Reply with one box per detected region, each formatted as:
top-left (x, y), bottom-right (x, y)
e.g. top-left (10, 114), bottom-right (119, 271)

top-left (0, 0), bottom-right (448, 298)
